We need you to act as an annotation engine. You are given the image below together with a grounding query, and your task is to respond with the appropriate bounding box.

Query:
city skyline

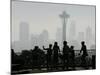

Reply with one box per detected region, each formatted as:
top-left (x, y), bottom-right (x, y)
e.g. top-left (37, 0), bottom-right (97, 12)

top-left (12, 1), bottom-right (95, 42)
top-left (12, 21), bottom-right (95, 52)
top-left (11, 1), bottom-right (96, 52)
top-left (11, 1), bottom-right (96, 74)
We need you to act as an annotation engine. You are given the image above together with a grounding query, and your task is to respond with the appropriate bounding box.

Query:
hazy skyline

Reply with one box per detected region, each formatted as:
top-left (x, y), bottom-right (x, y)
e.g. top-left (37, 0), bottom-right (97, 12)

top-left (12, 1), bottom-right (95, 42)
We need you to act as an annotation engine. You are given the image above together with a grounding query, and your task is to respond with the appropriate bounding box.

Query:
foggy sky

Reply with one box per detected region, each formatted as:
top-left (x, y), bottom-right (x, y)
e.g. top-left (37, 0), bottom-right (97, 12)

top-left (12, 1), bottom-right (95, 42)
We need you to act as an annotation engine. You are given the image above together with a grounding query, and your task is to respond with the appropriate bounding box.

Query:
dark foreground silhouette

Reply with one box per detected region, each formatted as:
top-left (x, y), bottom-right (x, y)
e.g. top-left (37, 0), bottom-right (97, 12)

top-left (11, 41), bottom-right (96, 74)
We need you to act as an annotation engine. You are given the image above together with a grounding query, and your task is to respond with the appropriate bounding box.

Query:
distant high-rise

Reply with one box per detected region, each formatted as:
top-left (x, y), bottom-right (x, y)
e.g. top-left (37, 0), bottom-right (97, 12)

top-left (19, 22), bottom-right (29, 41)
top-left (56, 28), bottom-right (62, 46)
top-left (69, 21), bottom-right (76, 40)
top-left (30, 30), bottom-right (49, 48)
top-left (78, 32), bottom-right (84, 42)
top-left (86, 26), bottom-right (93, 48)
top-left (12, 22), bottom-right (30, 52)
top-left (59, 11), bottom-right (70, 41)
top-left (39, 30), bottom-right (49, 47)
top-left (41, 30), bottom-right (49, 41)
top-left (86, 26), bottom-right (92, 41)
top-left (30, 34), bottom-right (39, 48)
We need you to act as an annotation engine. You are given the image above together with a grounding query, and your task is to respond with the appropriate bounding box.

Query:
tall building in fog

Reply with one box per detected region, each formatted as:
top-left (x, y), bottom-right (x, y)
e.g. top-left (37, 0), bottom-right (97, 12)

top-left (86, 26), bottom-right (92, 41)
top-left (56, 28), bottom-right (62, 46)
top-left (30, 34), bottom-right (39, 48)
top-left (30, 30), bottom-right (49, 49)
top-left (69, 21), bottom-right (76, 40)
top-left (59, 11), bottom-right (70, 41)
top-left (77, 32), bottom-right (85, 42)
top-left (86, 26), bottom-right (93, 48)
top-left (12, 22), bottom-right (31, 52)
top-left (39, 30), bottom-right (49, 47)
top-left (20, 22), bottom-right (29, 41)
top-left (19, 22), bottom-right (30, 50)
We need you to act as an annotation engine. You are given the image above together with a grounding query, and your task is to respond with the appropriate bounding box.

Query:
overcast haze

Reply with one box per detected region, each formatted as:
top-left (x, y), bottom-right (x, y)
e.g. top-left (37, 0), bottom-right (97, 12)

top-left (11, 1), bottom-right (96, 52)
top-left (12, 1), bottom-right (95, 41)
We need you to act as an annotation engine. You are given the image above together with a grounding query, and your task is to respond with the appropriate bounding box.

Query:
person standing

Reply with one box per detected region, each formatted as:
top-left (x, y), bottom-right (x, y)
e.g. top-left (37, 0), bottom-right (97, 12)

top-left (69, 46), bottom-right (75, 69)
top-left (53, 42), bottom-right (60, 69)
top-left (43, 44), bottom-right (53, 70)
top-left (80, 41), bottom-right (88, 67)
top-left (32, 46), bottom-right (45, 70)
top-left (62, 41), bottom-right (70, 70)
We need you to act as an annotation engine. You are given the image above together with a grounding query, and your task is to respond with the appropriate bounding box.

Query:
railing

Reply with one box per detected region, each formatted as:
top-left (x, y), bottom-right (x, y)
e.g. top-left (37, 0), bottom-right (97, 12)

top-left (12, 49), bottom-right (96, 74)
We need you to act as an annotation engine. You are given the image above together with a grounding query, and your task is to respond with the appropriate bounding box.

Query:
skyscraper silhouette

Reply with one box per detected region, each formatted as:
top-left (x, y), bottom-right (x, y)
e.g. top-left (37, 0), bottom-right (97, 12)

top-left (69, 21), bottom-right (76, 40)
top-left (19, 22), bottom-right (30, 50)
top-left (86, 26), bottom-right (93, 48)
top-left (59, 11), bottom-right (70, 41)
top-left (56, 28), bottom-right (62, 47)
top-left (78, 32), bottom-right (85, 42)
top-left (20, 22), bottom-right (29, 41)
